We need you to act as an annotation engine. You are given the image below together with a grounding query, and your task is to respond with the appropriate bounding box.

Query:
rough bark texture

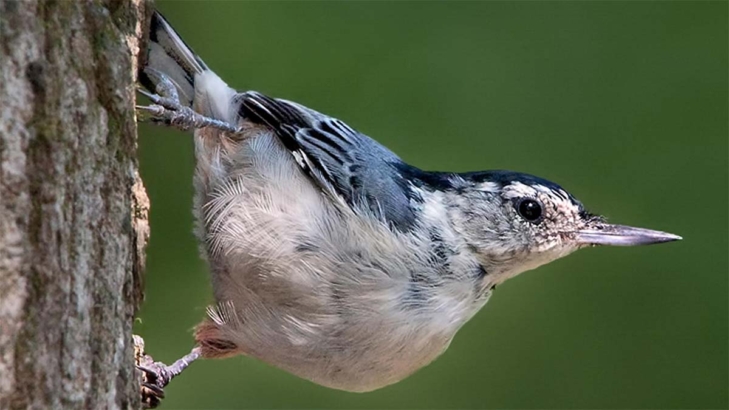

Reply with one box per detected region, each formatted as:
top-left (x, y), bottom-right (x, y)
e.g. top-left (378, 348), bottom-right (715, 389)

top-left (0, 0), bottom-right (150, 409)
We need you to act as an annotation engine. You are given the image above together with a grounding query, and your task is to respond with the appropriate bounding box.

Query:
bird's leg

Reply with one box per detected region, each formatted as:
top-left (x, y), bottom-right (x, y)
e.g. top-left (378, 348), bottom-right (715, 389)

top-left (136, 68), bottom-right (241, 134)
top-left (134, 335), bottom-right (201, 409)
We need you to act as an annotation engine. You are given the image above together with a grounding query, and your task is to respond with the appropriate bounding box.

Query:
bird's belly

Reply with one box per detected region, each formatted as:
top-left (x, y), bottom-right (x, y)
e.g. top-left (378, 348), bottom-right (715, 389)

top-left (220, 289), bottom-right (458, 392)
top-left (208, 235), bottom-right (465, 391)
top-left (265, 324), bottom-right (455, 392)
top-left (194, 133), bottom-right (481, 391)
top-left (207, 235), bottom-right (481, 391)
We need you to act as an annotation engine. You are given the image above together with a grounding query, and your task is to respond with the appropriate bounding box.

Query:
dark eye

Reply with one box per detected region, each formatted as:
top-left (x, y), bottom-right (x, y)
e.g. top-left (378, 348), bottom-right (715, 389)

top-left (516, 198), bottom-right (543, 222)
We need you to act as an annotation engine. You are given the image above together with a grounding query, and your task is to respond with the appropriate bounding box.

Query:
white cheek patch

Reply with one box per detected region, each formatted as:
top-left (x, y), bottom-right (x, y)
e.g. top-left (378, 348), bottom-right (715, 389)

top-left (500, 182), bottom-right (585, 252)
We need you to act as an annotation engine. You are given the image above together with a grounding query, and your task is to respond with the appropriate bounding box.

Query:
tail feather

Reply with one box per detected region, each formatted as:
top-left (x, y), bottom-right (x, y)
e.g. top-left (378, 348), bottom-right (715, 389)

top-left (140, 12), bottom-right (208, 107)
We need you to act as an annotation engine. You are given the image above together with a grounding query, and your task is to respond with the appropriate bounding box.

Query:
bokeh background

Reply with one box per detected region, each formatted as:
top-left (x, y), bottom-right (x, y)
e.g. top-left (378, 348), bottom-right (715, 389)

top-left (135, 2), bottom-right (727, 408)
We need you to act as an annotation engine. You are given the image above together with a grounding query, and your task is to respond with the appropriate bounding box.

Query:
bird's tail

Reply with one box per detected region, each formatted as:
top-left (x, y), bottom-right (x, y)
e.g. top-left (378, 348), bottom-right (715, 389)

top-left (140, 11), bottom-right (209, 108)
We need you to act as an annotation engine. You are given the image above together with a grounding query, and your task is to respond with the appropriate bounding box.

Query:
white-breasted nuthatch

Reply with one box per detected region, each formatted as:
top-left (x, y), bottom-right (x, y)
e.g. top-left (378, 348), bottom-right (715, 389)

top-left (136, 10), bottom-right (681, 403)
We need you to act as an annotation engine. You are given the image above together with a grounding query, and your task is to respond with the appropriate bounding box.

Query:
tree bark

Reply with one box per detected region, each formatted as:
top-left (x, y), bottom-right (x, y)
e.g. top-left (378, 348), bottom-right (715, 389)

top-left (0, 0), bottom-right (150, 409)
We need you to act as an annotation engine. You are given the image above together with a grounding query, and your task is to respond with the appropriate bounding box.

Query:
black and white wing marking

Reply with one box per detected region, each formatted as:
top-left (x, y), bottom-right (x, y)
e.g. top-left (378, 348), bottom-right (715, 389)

top-left (238, 91), bottom-right (419, 231)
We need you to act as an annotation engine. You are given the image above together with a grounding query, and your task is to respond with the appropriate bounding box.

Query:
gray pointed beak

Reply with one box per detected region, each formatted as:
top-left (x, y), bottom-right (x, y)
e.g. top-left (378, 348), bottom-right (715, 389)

top-left (576, 224), bottom-right (682, 246)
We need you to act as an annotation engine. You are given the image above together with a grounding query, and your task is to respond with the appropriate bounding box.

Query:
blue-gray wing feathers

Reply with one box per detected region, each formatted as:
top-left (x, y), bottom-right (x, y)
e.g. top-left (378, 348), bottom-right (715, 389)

top-left (238, 91), bottom-right (419, 231)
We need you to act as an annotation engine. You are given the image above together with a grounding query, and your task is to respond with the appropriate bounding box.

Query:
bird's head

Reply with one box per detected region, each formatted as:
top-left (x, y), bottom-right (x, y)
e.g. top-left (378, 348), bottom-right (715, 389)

top-left (445, 171), bottom-right (681, 284)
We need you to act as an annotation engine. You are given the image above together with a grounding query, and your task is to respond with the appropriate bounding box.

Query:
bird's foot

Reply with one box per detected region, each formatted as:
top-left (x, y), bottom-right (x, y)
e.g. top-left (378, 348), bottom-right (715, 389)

top-left (134, 335), bottom-right (201, 409)
top-left (136, 68), bottom-right (240, 134)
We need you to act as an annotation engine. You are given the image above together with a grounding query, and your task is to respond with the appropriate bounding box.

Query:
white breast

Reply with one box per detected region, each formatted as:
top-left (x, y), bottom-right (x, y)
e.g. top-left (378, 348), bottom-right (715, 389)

top-left (191, 130), bottom-right (489, 391)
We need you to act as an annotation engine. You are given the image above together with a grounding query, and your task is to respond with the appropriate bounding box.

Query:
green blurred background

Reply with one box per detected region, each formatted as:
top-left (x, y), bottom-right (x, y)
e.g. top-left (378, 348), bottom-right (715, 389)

top-left (135, 1), bottom-right (727, 408)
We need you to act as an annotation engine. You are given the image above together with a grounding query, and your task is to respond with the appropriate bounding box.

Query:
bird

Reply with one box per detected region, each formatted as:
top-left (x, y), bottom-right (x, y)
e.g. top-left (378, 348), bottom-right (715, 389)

top-left (135, 10), bottom-right (681, 405)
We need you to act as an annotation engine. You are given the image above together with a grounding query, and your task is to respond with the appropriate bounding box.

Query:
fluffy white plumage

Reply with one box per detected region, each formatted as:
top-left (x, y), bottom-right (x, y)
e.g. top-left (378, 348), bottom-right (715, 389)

top-left (139, 10), bottom-right (680, 395)
top-left (192, 120), bottom-right (490, 391)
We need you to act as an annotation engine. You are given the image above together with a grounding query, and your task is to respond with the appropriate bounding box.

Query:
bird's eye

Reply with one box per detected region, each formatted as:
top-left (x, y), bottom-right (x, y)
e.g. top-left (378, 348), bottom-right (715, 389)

top-left (516, 198), bottom-right (543, 222)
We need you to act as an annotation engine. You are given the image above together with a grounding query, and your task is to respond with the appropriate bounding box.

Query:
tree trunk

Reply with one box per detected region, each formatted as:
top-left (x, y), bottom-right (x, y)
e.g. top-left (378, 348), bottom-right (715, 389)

top-left (0, 0), bottom-right (150, 408)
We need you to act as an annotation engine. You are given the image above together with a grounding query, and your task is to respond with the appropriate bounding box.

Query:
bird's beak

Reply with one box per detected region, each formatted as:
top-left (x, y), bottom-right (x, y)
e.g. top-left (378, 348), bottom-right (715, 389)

top-left (576, 223), bottom-right (682, 246)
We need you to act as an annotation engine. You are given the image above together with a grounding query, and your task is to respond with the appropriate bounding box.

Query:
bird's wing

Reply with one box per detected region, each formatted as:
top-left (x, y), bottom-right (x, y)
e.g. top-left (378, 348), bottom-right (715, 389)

top-left (237, 91), bottom-right (419, 231)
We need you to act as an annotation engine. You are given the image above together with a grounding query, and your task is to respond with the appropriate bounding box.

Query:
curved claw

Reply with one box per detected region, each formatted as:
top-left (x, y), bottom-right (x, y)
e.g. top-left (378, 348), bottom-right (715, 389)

top-left (136, 105), bottom-right (165, 115)
top-left (138, 363), bottom-right (171, 409)
top-left (135, 347), bottom-right (201, 408)
top-left (136, 87), bottom-right (159, 101)
top-left (137, 363), bottom-right (172, 387)
top-left (141, 382), bottom-right (165, 398)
